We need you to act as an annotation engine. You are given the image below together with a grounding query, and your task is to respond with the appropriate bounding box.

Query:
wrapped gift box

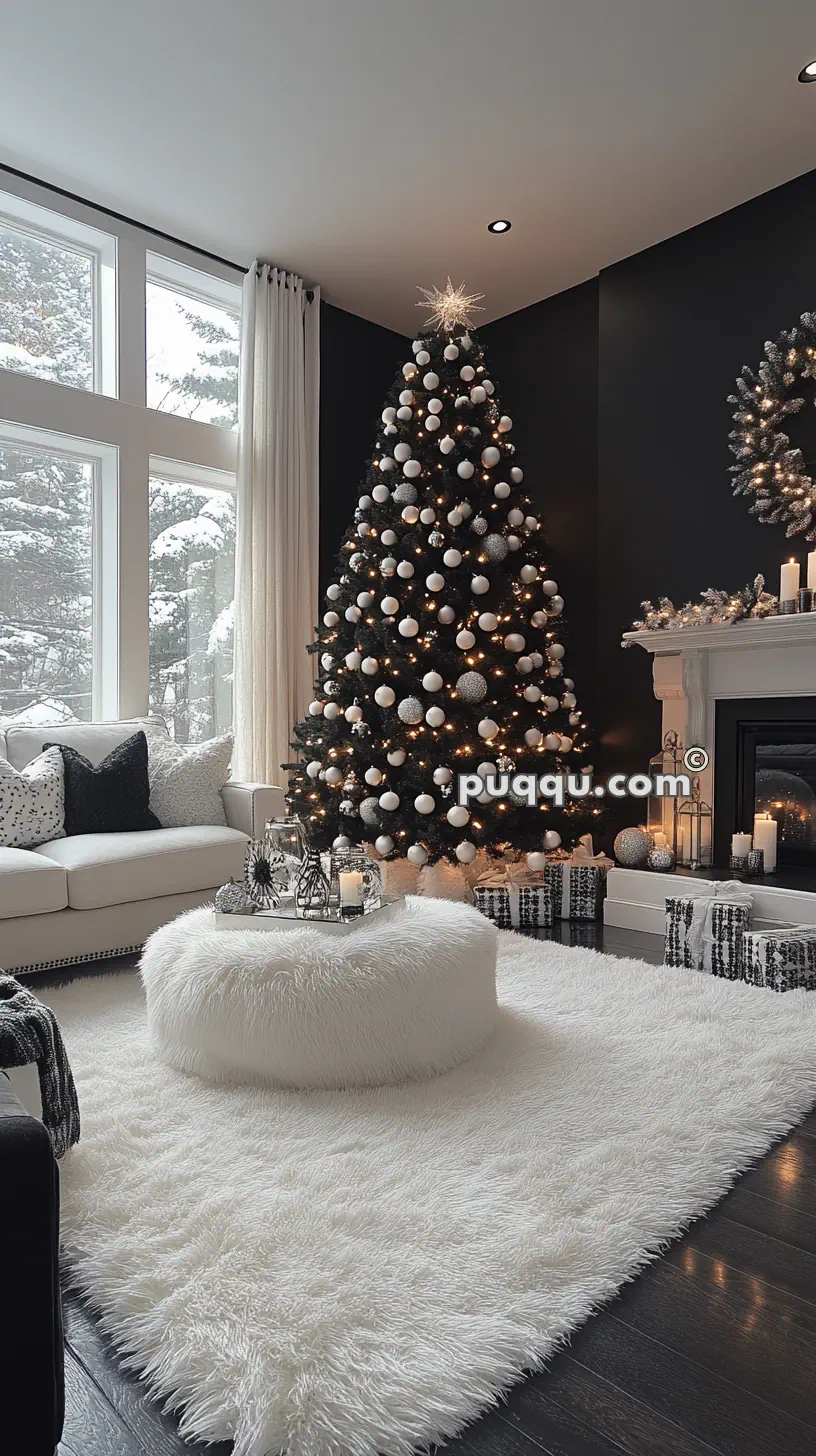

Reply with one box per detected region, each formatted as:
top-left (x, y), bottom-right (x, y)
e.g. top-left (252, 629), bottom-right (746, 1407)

top-left (664, 886), bottom-right (753, 979)
top-left (472, 871), bottom-right (553, 930)
top-left (742, 926), bottom-right (816, 992)
top-left (543, 862), bottom-right (606, 920)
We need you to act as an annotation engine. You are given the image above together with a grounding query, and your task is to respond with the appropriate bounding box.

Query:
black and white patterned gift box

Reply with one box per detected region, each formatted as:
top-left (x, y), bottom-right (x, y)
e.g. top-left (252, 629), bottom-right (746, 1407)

top-left (664, 890), bottom-right (753, 979)
top-left (542, 862), bottom-right (606, 920)
top-left (742, 926), bottom-right (816, 992)
top-left (472, 881), bottom-right (554, 930)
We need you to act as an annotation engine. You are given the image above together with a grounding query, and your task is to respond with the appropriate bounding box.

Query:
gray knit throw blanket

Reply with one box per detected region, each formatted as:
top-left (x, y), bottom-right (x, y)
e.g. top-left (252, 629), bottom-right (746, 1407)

top-left (0, 974), bottom-right (80, 1159)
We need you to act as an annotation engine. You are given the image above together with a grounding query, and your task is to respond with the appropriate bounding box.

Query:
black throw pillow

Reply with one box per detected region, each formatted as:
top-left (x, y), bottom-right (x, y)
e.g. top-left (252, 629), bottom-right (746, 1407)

top-left (45, 731), bottom-right (160, 836)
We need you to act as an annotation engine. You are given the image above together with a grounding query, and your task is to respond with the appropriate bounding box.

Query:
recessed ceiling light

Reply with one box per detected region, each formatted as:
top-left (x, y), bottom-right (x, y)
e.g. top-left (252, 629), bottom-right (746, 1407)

top-left (798, 60), bottom-right (816, 82)
top-left (487, 219), bottom-right (512, 234)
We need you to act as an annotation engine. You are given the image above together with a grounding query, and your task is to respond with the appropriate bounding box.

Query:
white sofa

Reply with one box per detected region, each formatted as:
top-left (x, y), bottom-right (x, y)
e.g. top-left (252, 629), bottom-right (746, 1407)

top-left (0, 719), bottom-right (284, 974)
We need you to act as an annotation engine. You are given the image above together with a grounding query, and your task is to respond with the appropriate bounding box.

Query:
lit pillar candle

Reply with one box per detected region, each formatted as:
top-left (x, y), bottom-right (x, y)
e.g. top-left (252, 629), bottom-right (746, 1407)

top-left (753, 813), bottom-right (778, 873)
top-left (808, 550), bottom-right (816, 591)
top-left (780, 558), bottom-right (800, 602)
top-left (731, 832), bottom-right (752, 857)
top-left (339, 871), bottom-right (363, 907)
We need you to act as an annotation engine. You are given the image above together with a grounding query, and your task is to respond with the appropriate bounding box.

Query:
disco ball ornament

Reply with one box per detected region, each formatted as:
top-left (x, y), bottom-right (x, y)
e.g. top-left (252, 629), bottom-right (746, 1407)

top-left (429, 530), bottom-right (445, 547)
top-left (359, 796), bottom-right (381, 827)
top-left (456, 671), bottom-right (488, 703)
top-left (471, 516), bottom-right (488, 536)
top-left (393, 481), bottom-right (418, 504)
top-left (614, 826), bottom-right (649, 868)
top-left (215, 879), bottom-right (257, 916)
top-left (484, 533), bottom-right (508, 561)
top-left (647, 845), bottom-right (676, 872)
top-left (397, 696), bottom-right (424, 724)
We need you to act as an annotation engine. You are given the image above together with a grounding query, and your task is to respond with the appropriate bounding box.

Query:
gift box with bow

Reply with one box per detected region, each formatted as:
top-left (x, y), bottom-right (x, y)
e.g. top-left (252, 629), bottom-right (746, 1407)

top-left (542, 836), bottom-right (611, 921)
top-left (664, 881), bottom-right (753, 979)
top-left (472, 863), bottom-right (554, 930)
top-left (742, 925), bottom-right (816, 992)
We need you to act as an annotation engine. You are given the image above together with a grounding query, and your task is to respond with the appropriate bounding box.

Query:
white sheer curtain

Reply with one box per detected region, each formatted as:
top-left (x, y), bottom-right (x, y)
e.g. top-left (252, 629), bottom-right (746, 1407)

top-left (232, 265), bottom-right (320, 784)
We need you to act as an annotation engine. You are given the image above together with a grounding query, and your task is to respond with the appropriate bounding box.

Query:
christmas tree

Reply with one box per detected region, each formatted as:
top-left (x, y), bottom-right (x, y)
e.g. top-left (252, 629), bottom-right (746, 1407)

top-left (285, 280), bottom-right (598, 867)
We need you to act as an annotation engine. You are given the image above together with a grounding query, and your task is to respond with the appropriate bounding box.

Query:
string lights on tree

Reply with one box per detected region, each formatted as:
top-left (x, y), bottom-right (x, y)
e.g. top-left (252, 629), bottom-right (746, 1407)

top-left (284, 287), bottom-right (599, 864)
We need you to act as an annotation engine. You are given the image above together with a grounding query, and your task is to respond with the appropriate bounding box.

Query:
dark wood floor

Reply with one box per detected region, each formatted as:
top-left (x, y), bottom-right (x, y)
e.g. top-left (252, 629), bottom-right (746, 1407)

top-left (52, 924), bottom-right (816, 1456)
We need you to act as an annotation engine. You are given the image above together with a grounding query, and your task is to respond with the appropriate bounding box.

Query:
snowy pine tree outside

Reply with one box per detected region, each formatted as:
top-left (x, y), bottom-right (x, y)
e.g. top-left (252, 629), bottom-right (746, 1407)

top-left (286, 308), bottom-right (598, 864)
top-left (0, 224), bottom-right (238, 733)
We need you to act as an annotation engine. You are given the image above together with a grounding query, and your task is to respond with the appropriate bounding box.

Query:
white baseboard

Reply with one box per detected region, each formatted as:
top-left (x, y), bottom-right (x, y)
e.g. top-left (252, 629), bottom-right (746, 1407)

top-left (604, 867), bottom-right (816, 936)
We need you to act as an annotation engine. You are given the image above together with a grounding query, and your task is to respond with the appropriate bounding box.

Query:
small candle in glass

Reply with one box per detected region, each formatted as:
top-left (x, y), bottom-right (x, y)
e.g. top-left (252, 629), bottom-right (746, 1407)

top-left (339, 870), bottom-right (364, 918)
top-left (780, 558), bottom-right (800, 605)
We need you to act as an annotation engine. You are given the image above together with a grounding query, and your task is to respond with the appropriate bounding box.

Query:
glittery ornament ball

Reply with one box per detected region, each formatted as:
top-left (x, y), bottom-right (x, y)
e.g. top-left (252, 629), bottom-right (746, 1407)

top-left (428, 530), bottom-right (445, 547)
top-left (215, 879), bottom-right (257, 915)
top-left (613, 826), bottom-right (649, 867)
top-left (484, 533), bottom-right (508, 561)
top-left (646, 845), bottom-right (676, 872)
top-left (471, 516), bottom-right (488, 536)
top-left (359, 796), bottom-right (381, 826)
top-left (397, 696), bottom-right (424, 724)
top-left (455, 671), bottom-right (488, 703)
top-left (393, 482), bottom-right (418, 505)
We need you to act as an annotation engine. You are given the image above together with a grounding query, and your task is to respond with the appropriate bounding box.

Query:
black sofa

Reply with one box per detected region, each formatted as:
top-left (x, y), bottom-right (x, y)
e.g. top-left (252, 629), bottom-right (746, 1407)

top-left (0, 1071), bottom-right (64, 1453)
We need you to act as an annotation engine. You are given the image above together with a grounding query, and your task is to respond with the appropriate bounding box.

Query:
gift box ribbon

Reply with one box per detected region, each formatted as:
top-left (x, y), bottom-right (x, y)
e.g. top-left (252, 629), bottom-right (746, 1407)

top-left (678, 881), bottom-right (753, 971)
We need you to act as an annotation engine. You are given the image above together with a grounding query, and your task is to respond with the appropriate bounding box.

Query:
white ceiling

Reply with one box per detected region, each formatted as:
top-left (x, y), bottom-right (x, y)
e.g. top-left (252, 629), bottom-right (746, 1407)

top-left (3, 0), bottom-right (816, 335)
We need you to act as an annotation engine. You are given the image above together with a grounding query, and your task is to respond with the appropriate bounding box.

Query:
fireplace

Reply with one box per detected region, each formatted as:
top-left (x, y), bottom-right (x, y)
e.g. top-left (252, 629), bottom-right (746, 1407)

top-left (714, 698), bottom-right (816, 869)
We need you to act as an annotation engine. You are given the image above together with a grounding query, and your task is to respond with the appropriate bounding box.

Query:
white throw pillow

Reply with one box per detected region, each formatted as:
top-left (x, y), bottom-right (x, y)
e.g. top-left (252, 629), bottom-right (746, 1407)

top-left (0, 746), bottom-right (66, 848)
top-left (147, 733), bottom-right (232, 827)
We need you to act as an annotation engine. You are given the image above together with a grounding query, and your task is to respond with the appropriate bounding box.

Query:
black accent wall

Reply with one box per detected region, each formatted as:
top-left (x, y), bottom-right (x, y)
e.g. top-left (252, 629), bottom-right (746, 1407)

top-left (319, 301), bottom-right (407, 600)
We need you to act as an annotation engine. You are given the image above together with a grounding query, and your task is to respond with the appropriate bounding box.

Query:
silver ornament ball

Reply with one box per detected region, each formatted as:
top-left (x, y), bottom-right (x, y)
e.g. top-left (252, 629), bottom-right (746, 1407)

top-left (614, 826), bottom-right (650, 868)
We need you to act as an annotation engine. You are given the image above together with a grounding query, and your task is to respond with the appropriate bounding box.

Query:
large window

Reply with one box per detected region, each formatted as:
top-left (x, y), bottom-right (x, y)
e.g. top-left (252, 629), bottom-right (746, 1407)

top-left (0, 173), bottom-right (241, 733)
top-left (149, 467), bottom-right (235, 740)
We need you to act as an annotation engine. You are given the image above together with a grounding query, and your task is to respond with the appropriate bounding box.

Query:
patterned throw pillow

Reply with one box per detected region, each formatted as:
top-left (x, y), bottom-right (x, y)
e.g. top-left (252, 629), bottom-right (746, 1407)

top-left (46, 731), bottom-right (160, 836)
top-left (147, 733), bottom-right (232, 827)
top-left (0, 746), bottom-right (66, 849)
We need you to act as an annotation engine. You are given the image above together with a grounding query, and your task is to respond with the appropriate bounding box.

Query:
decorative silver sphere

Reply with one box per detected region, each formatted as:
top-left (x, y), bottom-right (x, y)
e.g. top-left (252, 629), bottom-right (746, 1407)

top-left (613, 826), bottom-right (649, 868)
top-left (455, 671), bottom-right (488, 703)
top-left (215, 879), bottom-right (257, 915)
top-left (393, 481), bottom-right (418, 505)
top-left (647, 845), bottom-right (676, 872)
top-left (484, 533), bottom-right (508, 561)
top-left (397, 696), bottom-right (424, 724)
top-left (359, 796), bottom-right (381, 826)
top-left (428, 530), bottom-right (445, 547)
top-left (471, 516), bottom-right (488, 536)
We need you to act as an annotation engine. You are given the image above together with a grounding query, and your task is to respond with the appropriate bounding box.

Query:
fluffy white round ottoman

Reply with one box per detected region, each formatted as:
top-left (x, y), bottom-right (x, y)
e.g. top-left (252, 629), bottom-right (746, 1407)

top-left (141, 897), bottom-right (498, 1090)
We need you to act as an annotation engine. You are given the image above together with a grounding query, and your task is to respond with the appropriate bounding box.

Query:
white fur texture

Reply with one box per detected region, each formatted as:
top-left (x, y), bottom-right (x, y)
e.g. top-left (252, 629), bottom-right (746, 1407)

top-left (141, 899), bottom-right (497, 1090)
top-left (50, 939), bottom-right (816, 1456)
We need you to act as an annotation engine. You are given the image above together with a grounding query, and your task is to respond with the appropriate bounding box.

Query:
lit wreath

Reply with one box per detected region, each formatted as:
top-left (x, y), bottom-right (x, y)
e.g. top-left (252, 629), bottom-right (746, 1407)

top-left (728, 311), bottom-right (816, 540)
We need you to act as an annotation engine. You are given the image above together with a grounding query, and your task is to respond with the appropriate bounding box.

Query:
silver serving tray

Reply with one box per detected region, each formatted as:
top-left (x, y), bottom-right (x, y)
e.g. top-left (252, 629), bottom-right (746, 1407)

top-left (212, 896), bottom-right (404, 935)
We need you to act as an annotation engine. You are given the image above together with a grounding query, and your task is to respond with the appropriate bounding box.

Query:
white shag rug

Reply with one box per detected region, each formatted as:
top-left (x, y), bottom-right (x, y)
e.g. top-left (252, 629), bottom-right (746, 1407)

top-left (49, 933), bottom-right (816, 1456)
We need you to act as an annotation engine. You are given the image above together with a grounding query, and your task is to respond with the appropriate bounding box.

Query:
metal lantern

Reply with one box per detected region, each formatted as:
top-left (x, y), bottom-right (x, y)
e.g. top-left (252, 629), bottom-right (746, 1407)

top-left (329, 846), bottom-right (383, 916)
top-left (262, 817), bottom-right (305, 894)
top-left (648, 730), bottom-right (684, 859)
top-left (676, 780), bottom-right (712, 870)
top-left (294, 847), bottom-right (332, 919)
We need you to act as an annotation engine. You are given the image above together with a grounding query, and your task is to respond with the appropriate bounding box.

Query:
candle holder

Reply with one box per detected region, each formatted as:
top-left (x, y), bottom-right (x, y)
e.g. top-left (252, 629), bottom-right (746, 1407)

top-left (729, 853), bottom-right (749, 875)
top-left (780, 598), bottom-right (798, 615)
top-left (329, 846), bottom-right (383, 917)
top-left (294, 847), bottom-right (331, 919)
top-left (746, 848), bottom-right (765, 877)
top-left (799, 587), bottom-right (814, 613)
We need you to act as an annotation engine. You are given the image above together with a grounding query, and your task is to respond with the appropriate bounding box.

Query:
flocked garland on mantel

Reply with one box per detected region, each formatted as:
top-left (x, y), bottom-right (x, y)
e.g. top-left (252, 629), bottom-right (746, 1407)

top-left (728, 310), bottom-right (816, 540)
top-left (626, 575), bottom-right (778, 637)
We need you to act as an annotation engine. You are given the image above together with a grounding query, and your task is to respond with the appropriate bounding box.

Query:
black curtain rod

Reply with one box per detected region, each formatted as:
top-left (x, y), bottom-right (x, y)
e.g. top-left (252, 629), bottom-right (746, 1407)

top-left (0, 162), bottom-right (247, 275)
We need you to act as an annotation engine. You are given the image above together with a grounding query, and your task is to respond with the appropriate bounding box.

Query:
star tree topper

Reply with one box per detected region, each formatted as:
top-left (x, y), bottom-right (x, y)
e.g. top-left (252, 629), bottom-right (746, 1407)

top-left (416, 277), bottom-right (485, 333)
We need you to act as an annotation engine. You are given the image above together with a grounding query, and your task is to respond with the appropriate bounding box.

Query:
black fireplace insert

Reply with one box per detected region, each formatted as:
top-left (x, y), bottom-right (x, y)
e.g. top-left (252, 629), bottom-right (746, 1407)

top-left (714, 697), bottom-right (816, 871)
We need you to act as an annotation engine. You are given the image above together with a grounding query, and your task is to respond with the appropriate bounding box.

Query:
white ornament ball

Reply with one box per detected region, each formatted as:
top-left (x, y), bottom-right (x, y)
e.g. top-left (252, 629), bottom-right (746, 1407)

top-left (444, 344), bottom-right (459, 360)
top-left (393, 442), bottom-right (412, 463)
top-left (420, 507), bottom-right (436, 524)
top-left (456, 629), bottom-right (476, 649)
top-left (364, 766), bottom-right (383, 786)
top-left (381, 557), bottom-right (397, 575)
top-left (428, 397), bottom-right (443, 414)
top-left (401, 506), bottom-right (419, 524)
top-left (414, 794), bottom-right (435, 814)
top-left (559, 736), bottom-right (573, 753)
top-left (324, 611), bottom-right (339, 626)
top-left (481, 446), bottom-right (500, 468)
top-left (306, 760), bottom-right (321, 779)
top-left (439, 435), bottom-right (456, 454)
top-left (399, 390), bottom-right (414, 406)
top-left (507, 535), bottom-right (521, 551)
top-left (402, 363), bottom-right (417, 380)
top-left (425, 706), bottom-right (445, 727)
top-left (397, 561), bottom-right (415, 579)
top-left (308, 700), bottom-right (323, 716)
top-left (349, 553), bottom-right (366, 571)
top-left (345, 605), bottom-right (361, 623)
top-left (520, 564), bottom-right (538, 584)
top-left (403, 458), bottom-right (422, 479)
top-left (433, 767), bottom-right (453, 785)
top-left (478, 718), bottom-right (499, 740)
top-left (374, 685), bottom-right (396, 708)
top-left (544, 696), bottom-right (560, 711)
top-left (443, 548), bottom-right (462, 567)
top-left (422, 670), bottom-right (443, 691)
top-left (569, 712), bottom-right (581, 726)
top-left (523, 684), bottom-right (542, 702)
top-left (380, 595), bottom-right (399, 615)
top-left (398, 696), bottom-right (424, 723)
top-left (457, 460), bottom-right (475, 480)
top-left (387, 748), bottom-right (406, 765)
top-left (498, 415), bottom-right (513, 433)
top-left (326, 583), bottom-right (342, 601)
top-left (447, 804), bottom-right (470, 828)
top-left (425, 415), bottom-right (440, 431)
top-left (527, 851), bottom-right (547, 871)
top-left (333, 835), bottom-right (351, 849)
top-left (381, 529), bottom-right (397, 545)
top-left (549, 642), bottom-right (565, 660)
top-left (511, 467), bottom-right (524, 483)
top-left (375, 835), bottom-right (395, 856)
top-left (458, 500), bottom-right (473, 518)
top-left (422, 371), bottom-right (439, 390)
top-left (516, 656), bottom-right (533, 674)
top-left (470, 385), bottom-right (487, 404)
top-left (477, 612), bottom-right (498, 632)
top-left (529, 651), bottom-right (544, 668)
top-left (398, 616), bottom-right (419, 637)
top-left (356, 591), bottom-right (373, 607)
top-left (358, 495), bottom-right (373, 511)
top-left (426, 572), bottom-right (445, 591)
top-left (524, 516), bottom-right (539, 533)
top-left (361, 656), bottom-right (379, 675)
top-left (379, 456), bottom-right (396, 473)
top-left (397, 406), bottom-right (412, 422)
top-left (460, 364), bottom-right (475, 381)
top-left (562, 691), bottom-right (577, 708)
top-left (530, 610), bottom-right (548, 628)
top-left (379, 790), bottom-right (400, 811)
top-left (549, 595), bottom-right (564, 615)
top-left (344, 704), bottom-right (364, 723)
top-left (384, 422), bottom-right (398, 434)
top-left (321, 652), bottom-right (334, 670)
top-left (525, 728), bottom-right (543, 747)
top-left (323, 702), bottom-right (340, 720)
top-left (325, 766), bottom-right (343, 785)
top-left (416, 349), bottom-right (430, 366)
top-left (494, 481), bottom-right (511, 499)
top-left (544, 830), bottom-right (562, 850)
top-left (483, 380), bottom-right (495, 395)
top-left (382, 407), bottom-right (397, 423)
top-left (504, 633), bottom-right (526, 652)
top-left (407, 843), bottom-right (428, 864)
top-left (544, 733), bottom-right (561, 751)
top-left (411, 340), bottom-right (423, 355)
top-left (471, 575), bottom-right (490, 594)
top-left (507, 508), bottom-right (524, 526)
top-left (447, 509), bottom-right (463, 526)
top-left (477, 761), bottom-right (494, 779)
top-left (455, 395), bottom-right (470, 409)
top-left (438, 605), bottom-right (456, 624)
top-left (455, 841), bottom-right (477, 864)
